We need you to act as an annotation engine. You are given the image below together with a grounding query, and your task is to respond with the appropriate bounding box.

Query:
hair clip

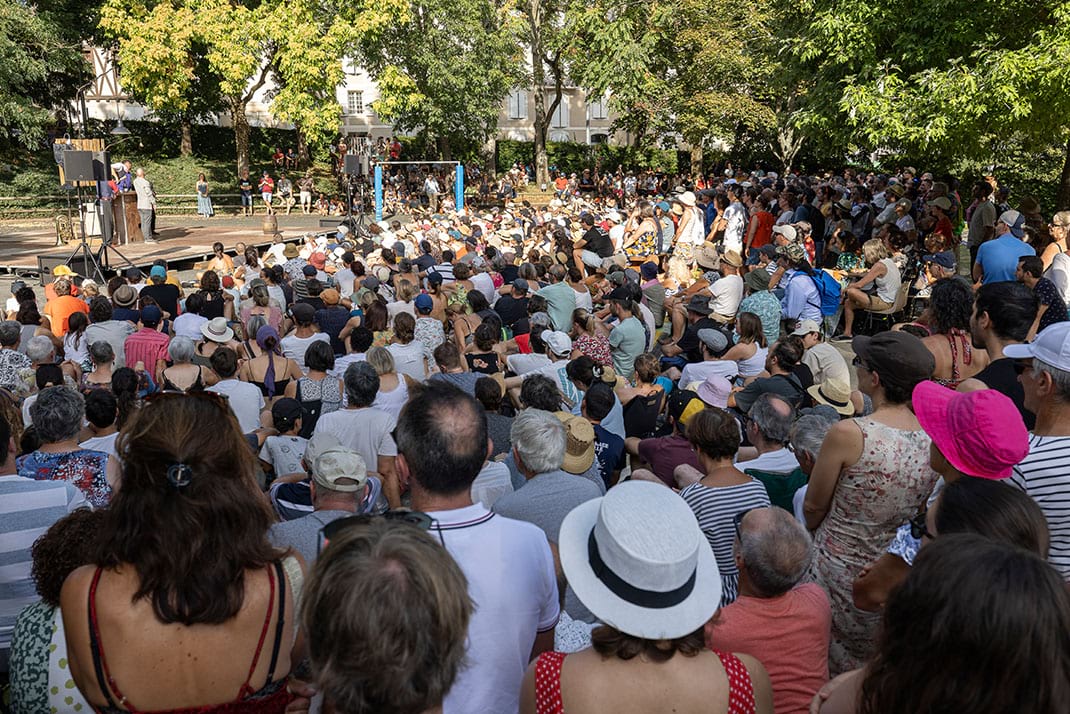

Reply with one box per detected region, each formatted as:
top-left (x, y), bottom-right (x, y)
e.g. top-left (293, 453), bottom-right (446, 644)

top-left (167, 463), bottom-right (194, 489)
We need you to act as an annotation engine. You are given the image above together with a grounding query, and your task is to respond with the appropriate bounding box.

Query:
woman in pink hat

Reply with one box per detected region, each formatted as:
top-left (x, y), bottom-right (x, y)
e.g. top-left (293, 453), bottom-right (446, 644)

top-left (851, 382), bottom-right (1032, 613)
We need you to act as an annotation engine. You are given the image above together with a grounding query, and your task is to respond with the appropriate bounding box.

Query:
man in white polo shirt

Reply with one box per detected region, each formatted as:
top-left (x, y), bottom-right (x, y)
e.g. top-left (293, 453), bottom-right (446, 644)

top-left (395, 381), bottom-right (558, 714)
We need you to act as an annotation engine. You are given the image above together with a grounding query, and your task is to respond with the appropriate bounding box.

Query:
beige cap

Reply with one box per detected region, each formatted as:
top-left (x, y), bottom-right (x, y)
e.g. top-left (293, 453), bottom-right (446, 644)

top-left (311, 446), bottom-right (369, 493)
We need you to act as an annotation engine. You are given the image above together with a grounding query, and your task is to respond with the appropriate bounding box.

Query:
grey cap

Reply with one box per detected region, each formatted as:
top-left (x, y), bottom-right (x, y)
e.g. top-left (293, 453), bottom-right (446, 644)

top-left (513, 278), bottom-right (530, 293)
top-left (697, 328), bottom-right (729, 353)
top-left (607, 271), bottom-right (626, 285)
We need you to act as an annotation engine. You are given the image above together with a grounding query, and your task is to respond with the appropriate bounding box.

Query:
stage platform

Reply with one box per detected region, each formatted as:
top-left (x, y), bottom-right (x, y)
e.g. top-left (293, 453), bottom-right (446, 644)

top-left (0, 214), bottom-right (337, 279)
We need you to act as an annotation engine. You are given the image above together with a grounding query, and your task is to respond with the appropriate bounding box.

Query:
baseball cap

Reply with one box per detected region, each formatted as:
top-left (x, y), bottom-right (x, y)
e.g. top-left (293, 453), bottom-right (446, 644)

top-left (852, 331), bottom-right (934, 390)
top-left (53, 265), bottom-right (75, 277)
top-left (923, 252), bottom-right (956, 270)
top-left (640, 262), bottom-right (659, 280)
top-left (791, 319), bottom-right (821, 337)
top-left (302, 264), bottom-right (318, 277)
top-left (771, 224), bottom-right (798, 242)
top-left (125, 267), bottom-right (141, 280)
top-left (290, 302), bottom-right (315, 323)
top-left (513, 278), bottom-right (530, 293)
top-left (149, 265), bottom-right (167, 279)
top-left (414, 293), bottom-right (434, 312)
top-left (140, 305), bottom-right (162, 324)
top-left (311, 447), bottom-right (369, 493)
top-left (928, 196), bottom-right (952, 211)
top-left (426, 270), bottom-right (443, 285)
top-left (541, 330), bottom-right (573, 357)
top-left (362, 275), bottom-right (381, 290)
top-left (304, 432), bottom-right (342, 469)
top-left (697, 328), bottom-right (728, 354)
top-left (998, 209), bottom-right (1025, 238)
top-left (912, 381), bottom-right (1029, 479)
top-left (270, 397), bottom-right (303, 430)
top-left (667, 389), bottom-right (701, 426)
top-left (1004, 321), bottom-right (1070, 371)
top-left (9, 280), bottom-right (25, 294)
top-left (778, 243), bottom-right (808, 264)
top-left (757, 244), bottom-right (778, 259)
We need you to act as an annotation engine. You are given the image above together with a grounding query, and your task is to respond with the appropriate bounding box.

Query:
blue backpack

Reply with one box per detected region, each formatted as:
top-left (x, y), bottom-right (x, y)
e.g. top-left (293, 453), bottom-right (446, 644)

top-left (808, 270), bottom-right (842, 316)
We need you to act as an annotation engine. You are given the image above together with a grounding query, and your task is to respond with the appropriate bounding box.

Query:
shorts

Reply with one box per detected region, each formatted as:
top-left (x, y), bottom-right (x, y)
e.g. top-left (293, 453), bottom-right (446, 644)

top-left (580, 250), bottom-right (604, 269)
top-left (240, 192), bottom-right (253, 207)
top-left (262, 192), bottom-right (273, 203)
top-left (868, 294), bottom-right (894, 310)
top-left (300, 191), bottom-right (312, 204)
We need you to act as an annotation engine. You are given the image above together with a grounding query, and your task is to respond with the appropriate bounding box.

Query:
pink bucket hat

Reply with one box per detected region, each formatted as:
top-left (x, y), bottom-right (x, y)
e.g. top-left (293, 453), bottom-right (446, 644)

top-left (912, 381), bottom-right (1029, 479)
top-left (697, 374), bottom-right (732, 410)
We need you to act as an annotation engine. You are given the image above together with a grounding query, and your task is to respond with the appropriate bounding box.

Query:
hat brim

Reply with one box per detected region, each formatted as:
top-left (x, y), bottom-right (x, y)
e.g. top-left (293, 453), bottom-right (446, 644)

top-left (201, 324), bottom-right (234, 343)
top-left (562, 447), bottom-right (595, 475)
top-left (850, 335), bottom-right (873, 364)
top-left (687, 302), bottom-right (713, 315)
top-left (806, 383), bottom-right (854, 416)
top-left (911, 380), bottom-right (1001, 477)
top-left (696, 383), bottom-right (728, 409)
top-left (1001, 342), bottom-right (1036, 360)
top-left (558, 497), bottom-right (722, 640)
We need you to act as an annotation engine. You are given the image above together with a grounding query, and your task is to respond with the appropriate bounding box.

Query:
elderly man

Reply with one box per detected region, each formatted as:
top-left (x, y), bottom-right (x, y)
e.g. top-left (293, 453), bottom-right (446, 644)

top-left (738, 394), bottom-right (799, 473)
top-left (493, 409), bottom-right (600, 622)
top-left (132, 167), bottom-right (158, 241)
top-left (314, 361), bottom-right (399, 508)
top-left (267, 443), bottom-right (371, 563)
top-left (705, 506), bottom-right (831, 714)
top-left (84, 297), bottom-right (135, 368)
top-left (1005, 322), bottom-right (1070, 579)
top-left (394, 381), bottom-right (558, 714)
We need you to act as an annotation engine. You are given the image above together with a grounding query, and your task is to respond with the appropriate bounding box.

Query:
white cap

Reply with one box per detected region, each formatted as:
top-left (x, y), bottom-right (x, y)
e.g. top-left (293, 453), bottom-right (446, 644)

top-left (541, 330), bottom-right (573, 357)
top-left (1004, 322), bottom-right (1070, 371)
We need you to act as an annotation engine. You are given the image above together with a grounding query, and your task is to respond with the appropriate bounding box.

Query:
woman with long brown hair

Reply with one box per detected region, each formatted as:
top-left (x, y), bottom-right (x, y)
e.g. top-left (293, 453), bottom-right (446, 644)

top-left (60, 393), bottom-right (304, 712)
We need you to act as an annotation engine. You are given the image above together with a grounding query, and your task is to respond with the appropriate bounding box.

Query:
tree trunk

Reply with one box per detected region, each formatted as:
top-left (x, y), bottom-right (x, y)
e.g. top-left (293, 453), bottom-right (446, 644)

top-left (690, 145), bottom-right (703, 178)
top-left (482, 136), bottom-right (496, 177)
top-left (296, 125), bottom-right (311, 169)
top-left (180, 117), bottom-right (193, 157)
top-left (436, 134), bottom-right (452, 160)
top-left (776, 122), bottom-right (805, 176)
top-left (232, 100), bottom-right (251, 175)
top-left (1057, 134), bottom-right (1070, 212)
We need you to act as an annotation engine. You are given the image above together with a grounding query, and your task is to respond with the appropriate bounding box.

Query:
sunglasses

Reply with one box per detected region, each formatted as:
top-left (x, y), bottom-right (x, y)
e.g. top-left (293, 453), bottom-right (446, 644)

top-left (852, 356), bottom-right (870, 371)
top-left (318, 509), bottom-right (443, 554)
top-left (909, 510), bottom-right (933, 540)
top-left (1012, 359), bottom-right (1034, 376)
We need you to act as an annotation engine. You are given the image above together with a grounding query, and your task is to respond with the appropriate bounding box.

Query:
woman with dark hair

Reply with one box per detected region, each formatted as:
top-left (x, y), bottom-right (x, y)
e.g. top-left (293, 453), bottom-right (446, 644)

top-left (234, 247), bottom-right (261, 284)
top-left (9, 508), bottom-right (106, 712)
top-left (521, 481), bottom-right (774, 714)
top-left (463, 318), bottom-right (504, 375)
top-left (363, 300), bottom-right (393, 347)
top-left (17, 385), bottom-right (118, 507)
top-left (59, 393), bottom-right (304, 712)
top-left (16, 300), bottom-right (54, 352)
top-left (679, 408), bottom-right (771, 605)
top-left (284, 339), bottom-right (343, 437)
top-left (111, 366), bottom-right (141, 429)
top-left (804, 331), bottom-right (939, 674)
top-left (919, 276), bottom-right (988, 388)
top-left (721, 312), bottom-right (768, 381)
top-left (239, 325), bottom-right (302, 405)
top-left (816, 535), bottom-right (1070, 714)
top-left (197, 269), bottom-right (230, 320)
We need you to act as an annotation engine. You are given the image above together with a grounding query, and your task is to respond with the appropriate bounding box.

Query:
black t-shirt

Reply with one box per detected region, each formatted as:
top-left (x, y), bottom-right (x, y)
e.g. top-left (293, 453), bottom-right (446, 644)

top-left (494, 295), bottom-right (529, 328)
top-left (677, 317), bottom-right (719, 363)
top-left (734, 372), bottom-right (806, 414)
top-left (415, 254), bottom-right (437, 273)
top-left (500, 264), bottom-right (520, 284)
top-left (975, 357), bottom-right (1036, 430)
top-left (140, 283), bottom-right (180, 317)
top-left (199, 291), bottom-right (225, 320)
top-left (582, 227), bottom-right (613, 257)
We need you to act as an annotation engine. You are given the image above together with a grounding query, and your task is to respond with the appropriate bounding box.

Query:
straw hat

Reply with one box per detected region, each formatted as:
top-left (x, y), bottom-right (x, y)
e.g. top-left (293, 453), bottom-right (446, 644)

top-left (806, 379), bottom-right (854, 416)
top-left (555, 412), bottom-right (596, 475)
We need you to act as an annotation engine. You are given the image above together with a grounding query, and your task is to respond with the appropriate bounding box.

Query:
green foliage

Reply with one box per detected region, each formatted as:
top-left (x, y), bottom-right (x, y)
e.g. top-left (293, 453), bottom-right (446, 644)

top-left (0, 2), bottom-right (90, 148)
top-left (495, 139), bottom-right (680, 175)
top-left (355, 0), bottom-right (523, 156)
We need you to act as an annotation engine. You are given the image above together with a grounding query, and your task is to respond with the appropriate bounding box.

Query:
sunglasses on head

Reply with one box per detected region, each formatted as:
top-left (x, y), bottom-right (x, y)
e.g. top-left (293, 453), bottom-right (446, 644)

top-left (318, 509), bottom-right (443, 554)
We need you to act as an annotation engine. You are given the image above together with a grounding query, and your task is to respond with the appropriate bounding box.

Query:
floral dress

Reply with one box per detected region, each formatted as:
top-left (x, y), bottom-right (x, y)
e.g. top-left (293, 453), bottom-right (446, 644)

top-left (17, 449), bottom-right (112, 508)
top-left (808, 419), bottom-right (939, 675)
top-left (574, 333), bottom-right (612, 367)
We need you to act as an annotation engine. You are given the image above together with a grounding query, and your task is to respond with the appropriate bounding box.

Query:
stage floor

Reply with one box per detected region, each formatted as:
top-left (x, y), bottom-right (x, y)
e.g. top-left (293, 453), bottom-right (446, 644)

top-left (0, 213), bottom-right (340, 277)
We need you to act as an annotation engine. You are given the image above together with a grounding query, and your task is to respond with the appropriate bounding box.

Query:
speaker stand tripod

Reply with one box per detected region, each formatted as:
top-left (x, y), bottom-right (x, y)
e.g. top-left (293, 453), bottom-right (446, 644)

top-left (62, 191), bottom-right (139, 283)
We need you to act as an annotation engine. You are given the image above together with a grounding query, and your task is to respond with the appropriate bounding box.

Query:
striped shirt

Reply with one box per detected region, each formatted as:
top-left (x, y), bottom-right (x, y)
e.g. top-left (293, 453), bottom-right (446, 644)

top-left (680, 479), bottom-right (771, 606)
top-left (0, 475), bottom-right (86, 657)
top-left (1010, 435), bottom-right (1070, 579)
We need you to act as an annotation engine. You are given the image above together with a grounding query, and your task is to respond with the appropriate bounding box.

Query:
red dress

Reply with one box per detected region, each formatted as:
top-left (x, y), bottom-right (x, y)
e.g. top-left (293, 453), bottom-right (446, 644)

top-left (533, 649), bottom-right (756, 714)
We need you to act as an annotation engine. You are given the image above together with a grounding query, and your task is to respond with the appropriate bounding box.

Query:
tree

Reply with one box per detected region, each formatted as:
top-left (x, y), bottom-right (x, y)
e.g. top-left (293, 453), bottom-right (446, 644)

top-left (355, 0), bottom-right (521, 159)
top-left (0, 2), bottom-right (90, 147)
top-left (519, 0), bottom-right (566, 186)
top-left (786, 0), bottom-right (1070, 207)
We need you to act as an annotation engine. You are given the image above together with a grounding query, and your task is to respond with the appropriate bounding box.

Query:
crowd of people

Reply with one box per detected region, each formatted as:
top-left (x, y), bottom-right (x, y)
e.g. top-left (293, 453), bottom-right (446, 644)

top-left (1, 163), bottom-right (1069, 713)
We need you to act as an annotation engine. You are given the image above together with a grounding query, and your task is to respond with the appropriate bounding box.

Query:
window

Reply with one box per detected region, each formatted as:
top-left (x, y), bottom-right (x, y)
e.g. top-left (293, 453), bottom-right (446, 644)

top-left (347, 91), bottom-right (364, 115)
top-left (507, 89), bottom-right (527, 120)
top-left (551, 98), bottom-right (569, 128)
top-left (589, 95), bottom-right (608, 120)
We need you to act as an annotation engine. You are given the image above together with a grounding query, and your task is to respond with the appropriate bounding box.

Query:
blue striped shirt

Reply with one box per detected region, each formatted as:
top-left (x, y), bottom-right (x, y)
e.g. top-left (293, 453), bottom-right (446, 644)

top-left (0, 475), bottom-right (86, 657)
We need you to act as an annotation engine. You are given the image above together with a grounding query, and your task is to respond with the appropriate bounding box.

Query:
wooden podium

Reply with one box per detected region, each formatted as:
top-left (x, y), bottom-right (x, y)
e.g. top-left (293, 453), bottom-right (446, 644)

top-left (114, 192), bottom-right (144, 243)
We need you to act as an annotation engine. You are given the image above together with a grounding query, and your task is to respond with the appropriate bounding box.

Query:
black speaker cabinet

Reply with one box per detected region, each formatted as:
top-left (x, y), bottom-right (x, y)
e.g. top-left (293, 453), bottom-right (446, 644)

top-left (344, 154), bottom-right (363, 176)
top-left (38, 255), bottom-right (92, 286)
top-left (92, 151), bottom-right (111, 182)
top-left (62, 151), bottom-right (96, 182)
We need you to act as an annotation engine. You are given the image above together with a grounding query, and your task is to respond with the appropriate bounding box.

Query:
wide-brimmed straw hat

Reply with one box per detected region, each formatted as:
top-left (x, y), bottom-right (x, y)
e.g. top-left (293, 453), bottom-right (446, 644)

top-left (559, 481), bottom-right (722, 639)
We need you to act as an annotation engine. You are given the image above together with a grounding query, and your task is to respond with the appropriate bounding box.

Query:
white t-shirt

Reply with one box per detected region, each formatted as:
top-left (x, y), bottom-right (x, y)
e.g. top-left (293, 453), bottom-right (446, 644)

top-left (723, 201), bottom-right (747, 252)
top-left (280, 332), bottom-right (331, 372)
top-left (173, 313), bottom-right (208, 341)
top-left (79, 432), bottom-right (119, 460)
top-left (571, 286), bottom-right (593, 312)
top-left (313, 407), bottom-right (397, 474)
top-left (328, 352), bottom-right (366, 380)
top-left (207, 379), bottom-right (265, 434)
top-left (737, 447), bottom-right (800, 474)
top-left (433, 503), bottom-right (559, 714)
top-left (471, 460), bottom-right (513, 509)
top-left (680, 359), bottom-right (739, 390)
top-left (387, 341), bottom-right (428, 382)
top-left (334, 268), bottom-right (356, 298)
top-left (470, 271), bottom-right (497, 305)
top-left (507, 352), bottom-right (551, 376)
top-left (709, 274), bottom-right (744, 317)
top-left (386, 300), bottom-right (416, 326)
top-left (259, 434), bottom-right (308, 477)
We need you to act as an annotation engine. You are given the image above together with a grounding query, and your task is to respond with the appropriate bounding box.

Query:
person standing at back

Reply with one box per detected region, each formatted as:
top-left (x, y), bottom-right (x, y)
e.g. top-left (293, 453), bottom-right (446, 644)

top-left (394, 382), bottom-right (559, 714)
top-left (973, 209), bottom-right (1035, 285)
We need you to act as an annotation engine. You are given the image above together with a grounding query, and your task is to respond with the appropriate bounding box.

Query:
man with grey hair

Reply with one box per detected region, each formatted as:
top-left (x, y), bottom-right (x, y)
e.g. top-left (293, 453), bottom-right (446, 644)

top-left (739, 394), bottom-right (799, 475)
top-left (492, 408), bottom-right (600, 620)
top-left (133, 166), bottom-right (158, 241)
top-left (313, 361), bottom-right (399, 508)
top-left (0, 320), bottom-right (31, 393)
top-left (268, 443), bottom-right (375, 563)
top-left (706, 506), bottom-right (831, 714)
top-left (787, 414), bottom-right (837, 521)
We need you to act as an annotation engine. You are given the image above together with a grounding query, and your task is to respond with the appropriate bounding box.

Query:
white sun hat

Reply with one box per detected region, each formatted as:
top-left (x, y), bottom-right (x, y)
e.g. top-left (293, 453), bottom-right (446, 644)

top-left (559, 481), bottom-right (721, 640)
